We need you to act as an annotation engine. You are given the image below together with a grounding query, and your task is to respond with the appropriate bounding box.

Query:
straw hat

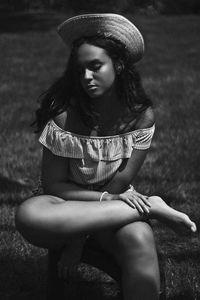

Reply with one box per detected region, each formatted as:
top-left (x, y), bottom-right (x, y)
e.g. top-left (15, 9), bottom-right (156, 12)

top-left (57, 13), bottom-right (144, 63)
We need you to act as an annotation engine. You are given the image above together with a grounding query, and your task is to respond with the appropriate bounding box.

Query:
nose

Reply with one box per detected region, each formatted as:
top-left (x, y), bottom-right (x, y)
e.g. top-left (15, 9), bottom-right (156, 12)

top-left (83, 68), bottom-right (93, 80)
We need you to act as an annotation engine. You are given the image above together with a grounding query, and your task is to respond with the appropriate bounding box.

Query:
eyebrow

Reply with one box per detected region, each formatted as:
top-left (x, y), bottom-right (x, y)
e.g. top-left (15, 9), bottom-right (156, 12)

top-left (77, 59), bottom-right (103, 67)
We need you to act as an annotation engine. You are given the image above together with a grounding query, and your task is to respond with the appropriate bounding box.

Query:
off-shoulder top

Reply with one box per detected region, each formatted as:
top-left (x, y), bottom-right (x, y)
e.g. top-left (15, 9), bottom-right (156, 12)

top-left (39, 119), bottom-right (155, 188)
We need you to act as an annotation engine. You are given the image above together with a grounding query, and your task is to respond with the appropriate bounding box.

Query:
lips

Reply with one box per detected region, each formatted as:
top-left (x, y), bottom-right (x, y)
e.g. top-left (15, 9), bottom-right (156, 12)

top-left (87, 84), bottom-right (97, 88)
top-left (87, 84), bottom-right (98, 91)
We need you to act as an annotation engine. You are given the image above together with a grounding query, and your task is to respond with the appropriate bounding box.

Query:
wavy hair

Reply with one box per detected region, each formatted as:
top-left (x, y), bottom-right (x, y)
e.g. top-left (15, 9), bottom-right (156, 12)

top-left (32, 35), bottom-right (152, 132)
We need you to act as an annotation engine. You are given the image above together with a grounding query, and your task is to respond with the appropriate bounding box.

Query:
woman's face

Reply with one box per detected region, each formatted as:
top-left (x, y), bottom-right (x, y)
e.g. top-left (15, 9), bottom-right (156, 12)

top-left (76, 43), bottom-right (116, 98)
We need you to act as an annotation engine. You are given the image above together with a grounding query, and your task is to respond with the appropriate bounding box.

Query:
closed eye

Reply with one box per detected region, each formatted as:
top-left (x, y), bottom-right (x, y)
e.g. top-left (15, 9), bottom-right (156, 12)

top-left (76, 60), bottom-right (103, 74)
top-left (90, 63), bottom-right (102, 72)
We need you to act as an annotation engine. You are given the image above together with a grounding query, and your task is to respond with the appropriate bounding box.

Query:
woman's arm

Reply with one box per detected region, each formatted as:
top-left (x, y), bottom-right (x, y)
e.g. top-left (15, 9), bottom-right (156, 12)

top-left (41, 146), bottom-right (148, 209)
top-left (41, 144), bottom-right (147, 202)
top-left (41, 147), bottom-right (105, 201)
top-left (100, 148), bottom-right (148, 194)
top-left (41, 112), bottom-right (107, 201)
top-left (100, 107), bottom-right (155, 194)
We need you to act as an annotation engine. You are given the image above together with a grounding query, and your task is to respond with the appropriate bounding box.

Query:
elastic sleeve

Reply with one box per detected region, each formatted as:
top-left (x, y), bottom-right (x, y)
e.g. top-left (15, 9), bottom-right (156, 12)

top-left (38, 121), bottom-right (85, 158)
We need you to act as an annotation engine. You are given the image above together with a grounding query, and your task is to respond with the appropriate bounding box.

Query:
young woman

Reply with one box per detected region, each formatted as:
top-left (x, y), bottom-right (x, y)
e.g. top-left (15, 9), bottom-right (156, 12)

top-left (15, 14), bottom-right (196, 300)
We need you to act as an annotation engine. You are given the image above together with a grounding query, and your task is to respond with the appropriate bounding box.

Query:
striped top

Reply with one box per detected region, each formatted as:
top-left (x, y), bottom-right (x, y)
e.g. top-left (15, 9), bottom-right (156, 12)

top-left (39, 119), bottom-right (155, 187)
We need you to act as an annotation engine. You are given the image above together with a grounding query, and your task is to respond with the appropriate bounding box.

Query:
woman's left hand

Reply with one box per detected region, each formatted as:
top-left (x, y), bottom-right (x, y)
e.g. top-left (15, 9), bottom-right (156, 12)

top-left (118, 189), bottom-right (151, 214)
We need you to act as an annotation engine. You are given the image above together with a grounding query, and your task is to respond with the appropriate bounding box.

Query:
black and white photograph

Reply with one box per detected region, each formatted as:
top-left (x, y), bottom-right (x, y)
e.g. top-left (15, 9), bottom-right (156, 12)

top-left (0, 1), bottom-right (200, 299)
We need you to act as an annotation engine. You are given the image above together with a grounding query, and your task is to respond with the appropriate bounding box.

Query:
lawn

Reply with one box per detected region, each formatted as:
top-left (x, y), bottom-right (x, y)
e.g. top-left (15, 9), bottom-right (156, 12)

top-left (0, 11), bottom-right (200, 300)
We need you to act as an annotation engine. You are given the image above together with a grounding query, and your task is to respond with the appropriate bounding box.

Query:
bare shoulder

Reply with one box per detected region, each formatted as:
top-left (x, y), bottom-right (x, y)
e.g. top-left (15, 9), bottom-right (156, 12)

top-left (53, 107), bottom-right (88, 134)
top-left (53, 111), bottom-right (68, 129)
top-left (135, 107), bottom-right (155, 130)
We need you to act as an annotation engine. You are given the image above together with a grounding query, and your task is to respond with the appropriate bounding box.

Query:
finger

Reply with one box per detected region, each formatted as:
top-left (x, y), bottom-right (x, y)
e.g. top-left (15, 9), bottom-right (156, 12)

top-left (120, 196), bottom-right (136, 209)
top-left (124, 198), bottom-right (136, 209)
top-left (135, 193), bottom-right (151, 207)
top-left (140, 203), bottom-right (150, 214)
top-left (135, 198), bottom-right (150, 214)
top-left (142, 198), bottom-right (151, 207)
top-left (139, 196), bottom-right (151, 208)
top-left (132, 199), bottom-right (144, 213)
top-left (123, 194), bottom-right (146, 213)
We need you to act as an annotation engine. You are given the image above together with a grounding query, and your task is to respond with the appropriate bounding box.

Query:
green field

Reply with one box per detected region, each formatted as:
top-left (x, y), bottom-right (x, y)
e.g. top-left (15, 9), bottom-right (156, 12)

top-left (0, 12), bottom-right (200, 300)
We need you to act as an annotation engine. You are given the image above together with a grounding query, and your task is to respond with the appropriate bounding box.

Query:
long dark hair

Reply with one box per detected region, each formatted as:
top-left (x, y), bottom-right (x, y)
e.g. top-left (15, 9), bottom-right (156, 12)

top-left (32, 35), bottom-right (152, 133)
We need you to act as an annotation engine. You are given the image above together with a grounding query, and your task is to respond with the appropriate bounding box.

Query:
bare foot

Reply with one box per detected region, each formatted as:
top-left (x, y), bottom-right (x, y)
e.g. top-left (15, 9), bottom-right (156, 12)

top-left (148, 196), bottom-right (197, 234)
top-left (57, 236), bottom-right (86, 279)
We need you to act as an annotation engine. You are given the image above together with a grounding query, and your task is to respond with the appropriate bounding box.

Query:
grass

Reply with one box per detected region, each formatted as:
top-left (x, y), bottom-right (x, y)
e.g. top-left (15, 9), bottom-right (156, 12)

top-left (0, 11), bottom-right (200, 300)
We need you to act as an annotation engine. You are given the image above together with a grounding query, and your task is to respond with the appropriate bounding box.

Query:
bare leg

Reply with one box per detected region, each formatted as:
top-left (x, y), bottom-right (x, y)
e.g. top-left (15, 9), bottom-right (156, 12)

top-left (149, 196), bottom-right (197, 234)
top-left (15, 195), bottom-right (144, 248)
top-left (15, 195), bottom-right (196, 249)
top-left (94, 221), bottom-right (160, 300)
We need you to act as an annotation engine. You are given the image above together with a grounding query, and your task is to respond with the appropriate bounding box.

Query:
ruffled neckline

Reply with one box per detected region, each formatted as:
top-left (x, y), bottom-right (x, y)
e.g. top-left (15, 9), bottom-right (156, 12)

top-left (39, 119), bottom-right (155, 161)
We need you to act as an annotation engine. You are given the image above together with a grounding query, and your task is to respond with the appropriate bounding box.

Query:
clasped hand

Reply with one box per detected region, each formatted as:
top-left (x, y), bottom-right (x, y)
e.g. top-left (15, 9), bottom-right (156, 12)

top-left (119, 189), bottom-right (151, 214)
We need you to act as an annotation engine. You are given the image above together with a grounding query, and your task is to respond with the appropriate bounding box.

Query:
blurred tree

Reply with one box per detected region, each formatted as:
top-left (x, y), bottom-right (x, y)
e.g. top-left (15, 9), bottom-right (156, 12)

top-left (1, 0), bottom-right (199, 14)
top-left (155, 0), bottom-right (200, 14)
top-left (125, 0), bottom-right (155, 13)
top-left (65, 0), bottom-right (129, 13)
top-left (132, 0), bottom-right (152, 8)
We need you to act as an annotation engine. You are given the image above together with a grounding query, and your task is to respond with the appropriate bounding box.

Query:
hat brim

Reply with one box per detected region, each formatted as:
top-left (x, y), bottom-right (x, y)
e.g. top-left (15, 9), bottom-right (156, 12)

top-left (57, 13), bottom-right (144, 63)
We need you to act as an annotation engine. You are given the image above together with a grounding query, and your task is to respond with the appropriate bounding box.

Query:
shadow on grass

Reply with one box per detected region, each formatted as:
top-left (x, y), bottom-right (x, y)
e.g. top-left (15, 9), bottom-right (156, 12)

top-left (168, 291), bottom-right (199, 300)
top-left (0, 174), bottom-right (31, 205)
top-left (0, 235), bottom-right (198, 300)
top-left (0, 174), bottom-right (30, 193)
top-left (0, 247), bottom-right (121, 300)
top-left (167, 248), bottom-right (200, 262)
top-left (0, 249), bottom-right (47, 299)
top-left (0, 11), bottom-right (68, 33)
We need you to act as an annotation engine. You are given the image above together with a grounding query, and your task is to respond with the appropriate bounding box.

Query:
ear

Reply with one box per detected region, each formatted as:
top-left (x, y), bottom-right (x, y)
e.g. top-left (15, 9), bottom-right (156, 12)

top-left (115, 61), bottom-right (124, 74)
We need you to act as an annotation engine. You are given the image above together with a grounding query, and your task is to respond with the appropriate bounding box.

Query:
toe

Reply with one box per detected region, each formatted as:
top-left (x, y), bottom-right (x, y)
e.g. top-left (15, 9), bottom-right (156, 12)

top-left (191, 222), bottom-right (197, 232)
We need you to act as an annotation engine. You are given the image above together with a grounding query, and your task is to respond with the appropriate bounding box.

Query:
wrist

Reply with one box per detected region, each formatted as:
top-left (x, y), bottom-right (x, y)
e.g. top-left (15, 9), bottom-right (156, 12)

top-left (126, 184), bottom-right (136, 192)
top-left (103, 193), bottom-right (118, 201)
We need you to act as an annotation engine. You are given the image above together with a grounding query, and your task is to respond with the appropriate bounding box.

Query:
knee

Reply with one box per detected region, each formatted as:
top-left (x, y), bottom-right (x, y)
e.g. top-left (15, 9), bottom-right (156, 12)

top-left (15, 197), bottom-right (39, 232)
top-left (115, 222), bottom-right (157, 264)
top-left (118, 222), bottom-right (155, 250)
top-left (15, 195), bottom-right (63, 233)
top-left (15, 196), bottom-right (51, 235)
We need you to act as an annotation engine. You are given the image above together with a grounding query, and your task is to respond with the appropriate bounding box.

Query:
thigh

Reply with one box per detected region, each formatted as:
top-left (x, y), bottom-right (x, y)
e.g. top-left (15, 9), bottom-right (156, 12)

top-left (15, 194), bottom-right (68, 249)
top-left (93, 221), bottom-right (157, 267)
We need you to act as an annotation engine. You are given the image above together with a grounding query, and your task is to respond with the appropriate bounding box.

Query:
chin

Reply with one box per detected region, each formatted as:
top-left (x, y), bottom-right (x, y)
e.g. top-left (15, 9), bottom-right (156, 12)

top-left (87, 91), bottom-right (104, 99)
top-left (89, 94), bottom-right (102, 99)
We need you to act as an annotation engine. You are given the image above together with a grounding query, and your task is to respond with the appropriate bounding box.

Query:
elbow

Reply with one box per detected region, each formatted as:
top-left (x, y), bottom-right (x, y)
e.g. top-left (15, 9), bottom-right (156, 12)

top-left (43, 183), bottom-right (59, 196)
top-left (41, 179), bottom-right (52, 194)
top-left (42, 180), bottom-right (70, 197)
top-left (41, 175), bottom-right (59, 195)
top-left (41, 179), bottom-right (58, 195)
